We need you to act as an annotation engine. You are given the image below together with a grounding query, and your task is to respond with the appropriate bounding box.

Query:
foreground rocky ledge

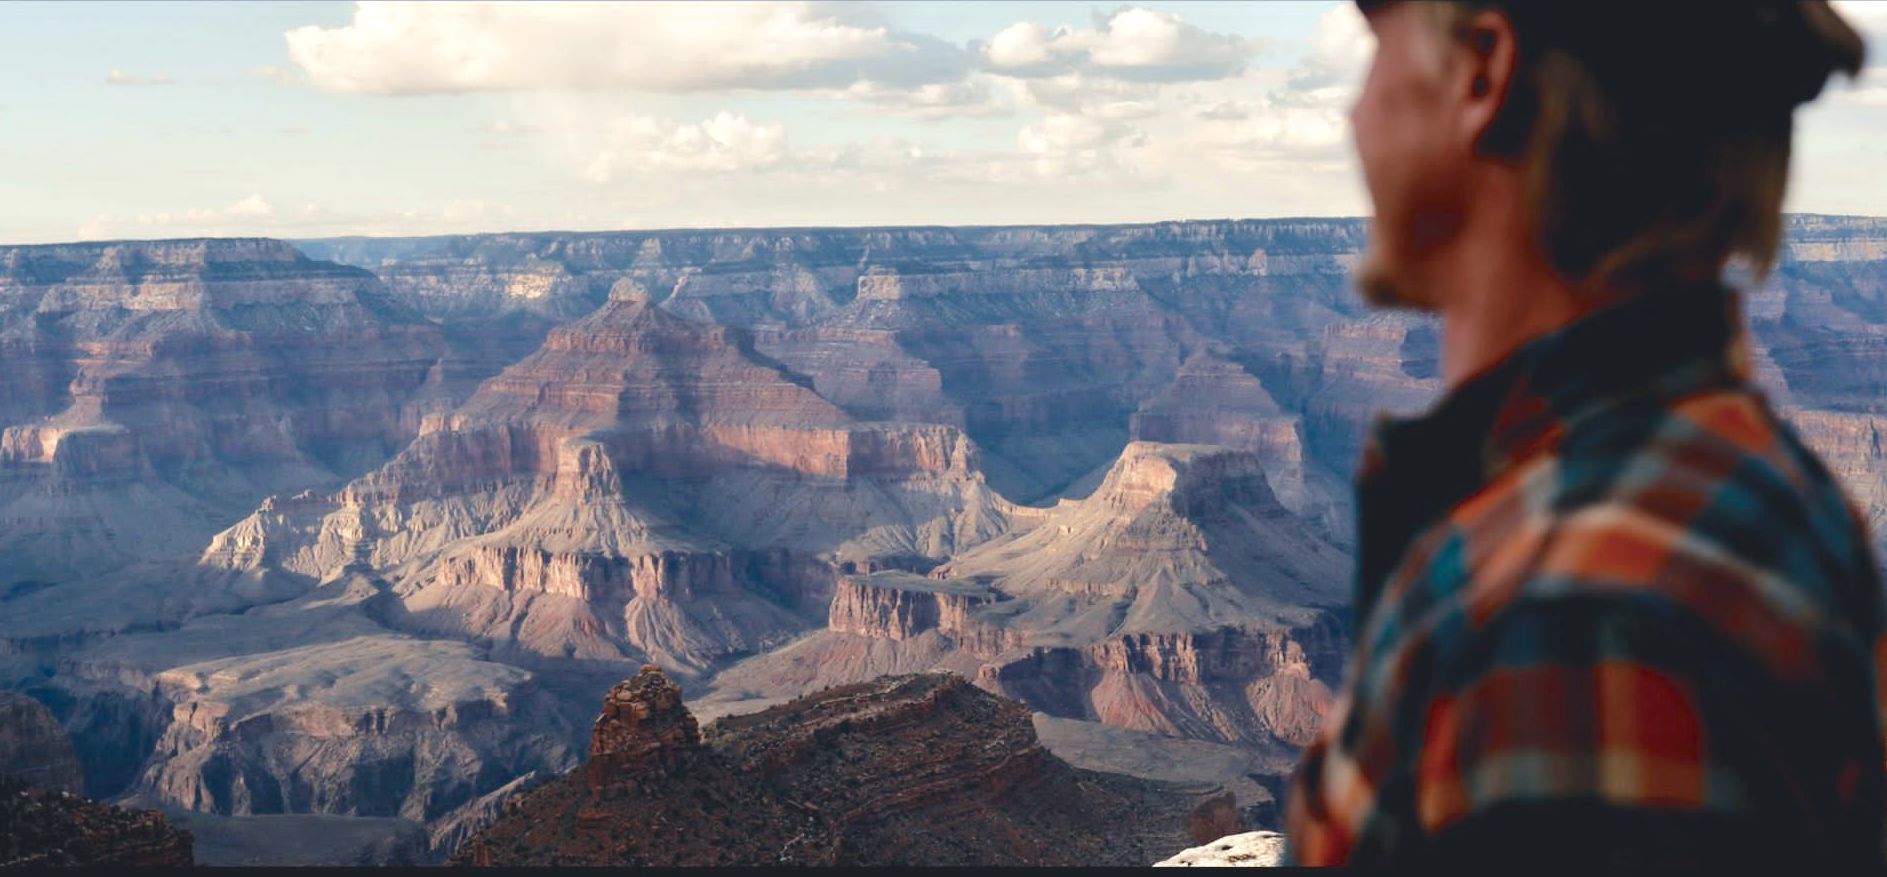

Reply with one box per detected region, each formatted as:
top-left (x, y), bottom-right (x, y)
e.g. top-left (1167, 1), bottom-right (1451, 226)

top-left (1, 774), bottom-right (194, 867)
top-left (455, 666), bottom-right (1224, 866)
top-left (1156, 830), bottom-right (1287, 867)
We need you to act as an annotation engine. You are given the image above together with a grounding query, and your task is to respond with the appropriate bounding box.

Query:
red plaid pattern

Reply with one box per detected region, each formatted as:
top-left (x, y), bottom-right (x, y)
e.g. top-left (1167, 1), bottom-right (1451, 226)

top-left (1286, 284), bottom-right (1887, 869)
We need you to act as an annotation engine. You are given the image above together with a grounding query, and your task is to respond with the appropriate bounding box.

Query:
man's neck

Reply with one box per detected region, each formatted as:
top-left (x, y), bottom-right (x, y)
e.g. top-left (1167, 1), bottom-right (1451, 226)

top-left (1431, 202), bottom-right (1589, 389)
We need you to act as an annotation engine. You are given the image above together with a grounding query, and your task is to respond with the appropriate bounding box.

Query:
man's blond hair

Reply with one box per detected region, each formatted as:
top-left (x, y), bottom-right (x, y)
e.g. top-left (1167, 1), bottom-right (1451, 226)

top-left (1416, 2), bottom-right (1865, 293)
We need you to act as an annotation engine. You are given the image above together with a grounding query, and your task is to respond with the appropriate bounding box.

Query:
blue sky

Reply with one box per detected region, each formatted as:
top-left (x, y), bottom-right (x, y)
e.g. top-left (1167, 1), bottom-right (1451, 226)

top-left (1, 1), bottom-right (1882, 244)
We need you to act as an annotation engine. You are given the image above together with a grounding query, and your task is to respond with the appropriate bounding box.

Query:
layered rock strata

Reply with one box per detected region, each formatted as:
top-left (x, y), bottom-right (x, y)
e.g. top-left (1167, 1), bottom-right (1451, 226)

top-left (585, 667), bottom-right (702, 798)
top-left (209, 288), bottom-right (1011, 673)
top-left (0, 238), bottom-right (444, 586)
top-left (703, 442), bottom-right (1350, 760)
top-left (16, 574), bottom-right (581, 852)
top-left (9, 215), bottom-right (1886, 867)
top-left (303, 221), bottom-right (1381, 505)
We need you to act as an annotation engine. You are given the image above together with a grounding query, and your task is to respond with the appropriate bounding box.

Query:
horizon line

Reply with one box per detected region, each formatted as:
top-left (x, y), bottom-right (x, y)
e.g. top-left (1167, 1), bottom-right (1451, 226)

top-left (6, 211), bottom-right (1884, 250)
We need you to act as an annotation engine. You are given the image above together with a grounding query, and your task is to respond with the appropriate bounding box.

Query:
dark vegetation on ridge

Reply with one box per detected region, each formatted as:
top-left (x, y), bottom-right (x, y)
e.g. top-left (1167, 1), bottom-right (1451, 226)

top-left (455, 667), bottom-right (1217, 866)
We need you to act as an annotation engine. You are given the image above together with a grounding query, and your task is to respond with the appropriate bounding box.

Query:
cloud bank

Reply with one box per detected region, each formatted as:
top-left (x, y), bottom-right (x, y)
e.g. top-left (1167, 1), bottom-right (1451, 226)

top-left (979, 8), bottom-right (1261, 82)
top-left (287, 1), bottom-right (966, 94)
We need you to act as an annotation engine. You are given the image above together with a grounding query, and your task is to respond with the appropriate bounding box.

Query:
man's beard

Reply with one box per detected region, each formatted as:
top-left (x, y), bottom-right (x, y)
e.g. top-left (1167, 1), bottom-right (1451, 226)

top-left (1354, 241), bottom-right (1432, 312)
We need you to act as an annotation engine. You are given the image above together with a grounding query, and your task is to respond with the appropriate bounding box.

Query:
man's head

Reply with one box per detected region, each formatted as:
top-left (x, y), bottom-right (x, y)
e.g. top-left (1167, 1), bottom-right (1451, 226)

top-left (1350, 1), bottom-right (1865, 311)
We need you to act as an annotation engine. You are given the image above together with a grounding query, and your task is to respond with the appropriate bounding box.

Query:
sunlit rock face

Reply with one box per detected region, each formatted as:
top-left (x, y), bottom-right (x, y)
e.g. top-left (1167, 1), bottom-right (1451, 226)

top-left (1156, 830), bottom-right (1288, 867)
top-left (209, 289), bottom-right (1012, 677)
top-left (705, 442), bottom-right (1350, 752)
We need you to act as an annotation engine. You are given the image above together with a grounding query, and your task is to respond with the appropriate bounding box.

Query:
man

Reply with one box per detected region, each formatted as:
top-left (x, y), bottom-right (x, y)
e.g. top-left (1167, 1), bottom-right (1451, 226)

top-left (1285, 1), bottom-right (1883, 870)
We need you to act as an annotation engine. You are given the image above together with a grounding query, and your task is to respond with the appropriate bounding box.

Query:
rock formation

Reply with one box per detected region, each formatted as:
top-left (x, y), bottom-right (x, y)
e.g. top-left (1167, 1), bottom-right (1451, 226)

top-left (11, 573), bottom-right (582, 856)
top-left (0, 692), bottom-right (83, 795)
top-left (0, 774), bottom-right (193, 867)
top-left (302, 220), bottom-right (1381, 505)
top-left (0, 238), bottom-right (445, 588)
top-left (585, 666), bottom-right (702, 798)
top-left (705, 442), bottom-right (1349, 752)
top-left (207, 287), bottom-right (1011, 673)
top-left (454, 668), bottom-right (1216, 867)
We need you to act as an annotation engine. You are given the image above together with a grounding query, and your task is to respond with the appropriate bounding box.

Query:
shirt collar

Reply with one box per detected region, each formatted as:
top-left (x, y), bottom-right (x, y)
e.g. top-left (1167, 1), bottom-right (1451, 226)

top-left (1351, 281), bottom-right (1752, 617)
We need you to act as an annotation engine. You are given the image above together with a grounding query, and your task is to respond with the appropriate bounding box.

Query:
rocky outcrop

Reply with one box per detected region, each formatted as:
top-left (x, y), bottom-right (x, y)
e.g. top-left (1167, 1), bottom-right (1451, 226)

top-left (0, 774), bottom-right (193, 867)
top-left (0, 692), bottom-right (83, 794)
top-left (1156, 830), bottom-right (1287, 867)
top-left (454, 669), bottom-right (1215, 867)
top-left (584, 666), bottom-right (702, 798)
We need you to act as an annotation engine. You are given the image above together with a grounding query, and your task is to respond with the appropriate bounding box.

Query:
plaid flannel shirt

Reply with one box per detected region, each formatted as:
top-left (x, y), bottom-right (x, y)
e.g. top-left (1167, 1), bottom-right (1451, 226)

top-left (1285, 282), bottom-right (1887, 870)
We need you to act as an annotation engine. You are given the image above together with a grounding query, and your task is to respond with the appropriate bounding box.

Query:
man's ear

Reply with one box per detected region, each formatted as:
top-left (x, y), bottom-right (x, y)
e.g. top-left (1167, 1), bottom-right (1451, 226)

top-left (1456, 9), bottom-right (1520, 158)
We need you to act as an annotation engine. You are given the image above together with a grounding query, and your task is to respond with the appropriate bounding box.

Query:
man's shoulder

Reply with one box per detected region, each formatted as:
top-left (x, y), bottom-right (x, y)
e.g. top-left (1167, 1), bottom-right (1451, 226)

top-left (1553, 386), bottom-right (1834, 504)
top-left (1540, 386), bottom-right (1869, 588)
top-left (1376, 386), bottom-right (1876, 688)
top-left (1486, 386), bottom-right (1881, 656)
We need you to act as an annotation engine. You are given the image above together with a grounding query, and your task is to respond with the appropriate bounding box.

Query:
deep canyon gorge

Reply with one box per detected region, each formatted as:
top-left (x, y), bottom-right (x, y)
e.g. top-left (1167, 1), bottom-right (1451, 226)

top-left (2, 215), bottom-right (1885, 863)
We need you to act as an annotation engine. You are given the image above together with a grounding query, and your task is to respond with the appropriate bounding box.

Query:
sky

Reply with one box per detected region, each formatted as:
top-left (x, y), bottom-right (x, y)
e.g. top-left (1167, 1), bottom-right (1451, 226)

top-left (1, 0), bottom-right (1883, 244)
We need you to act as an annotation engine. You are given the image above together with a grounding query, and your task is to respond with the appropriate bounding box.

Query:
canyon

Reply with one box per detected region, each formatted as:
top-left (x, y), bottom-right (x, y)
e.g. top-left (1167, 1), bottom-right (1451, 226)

top-left (0, 215), bottom-right (1883, 862)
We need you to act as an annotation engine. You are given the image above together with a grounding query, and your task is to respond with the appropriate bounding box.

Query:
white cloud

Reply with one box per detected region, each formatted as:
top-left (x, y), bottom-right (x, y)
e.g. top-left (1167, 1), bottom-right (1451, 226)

top-left (1834, 66), bottom-right (1887, 106)
top-left (1019, 114), bottom-right (1117, 154)
top-left (965, 5), bottom-right (1362, 185)
top-left (799, 135), bottom-right (935, 175)
top-left (72, 195), bottom-right (529, 241)
top-left (995, 71), bottom-right (1158, 114)
top-left (248, 64), bottom-right (303, 87)
top-left (837, 78), bottom-right (1014, 119)
top-left (580, 111), bottom-right (790, 182)
top-left (1289, 3), bottom-right (1372, 93)
top-left (977, 7), bottom-right (1259, 82)
top-left (105, 69), bottom-right (175, 87)
top-left (1016, 113), bottom-right (1149, 177)
top-left (224, 193), bottom-right (274, 218)
top-left (1196, 100), bottom-right (1249, 121)
top-left (1164, 4), bottom-right (1365, 166)
top-left (1084, 8), bottom-right (1240, 69)
top-left (986, 23), bottom-right (1056, 69)
top-left (286, 0), bottom-right (966, 94)
top-left (1205, 102), bottom-right (1351, 155)
top-left (442, 198), bottom-right (488, 223)
top-left (76, 194), bottom-right (273, 239)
